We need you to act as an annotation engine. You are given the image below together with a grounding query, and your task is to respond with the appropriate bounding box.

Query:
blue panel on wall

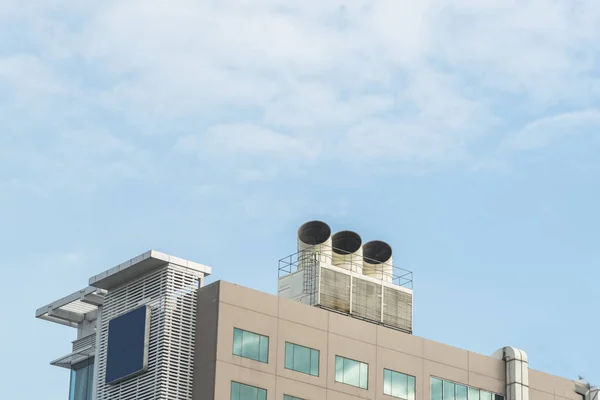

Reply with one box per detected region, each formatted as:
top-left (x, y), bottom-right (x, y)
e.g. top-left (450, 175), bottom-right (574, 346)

top-left (105, 305), bottom-right (151, 385)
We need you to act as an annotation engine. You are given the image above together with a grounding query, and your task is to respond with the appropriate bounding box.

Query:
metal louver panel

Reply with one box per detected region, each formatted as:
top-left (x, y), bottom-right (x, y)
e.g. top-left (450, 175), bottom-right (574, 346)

top-left (383, 286), bottom-right (413, 333)
top-left (351, 277), bottom-right (382, 322)
top-left (72, 334), bottom-right (96, 353)
top-left (96, 264), bottom-right (200, 400)
top-left (319, 267), bottom-right (350, 313)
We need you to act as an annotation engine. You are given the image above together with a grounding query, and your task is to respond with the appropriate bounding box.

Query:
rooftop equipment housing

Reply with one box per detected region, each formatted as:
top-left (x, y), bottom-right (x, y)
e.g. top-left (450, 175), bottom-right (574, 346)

top-left (278, 221), bottom-right (413, 334)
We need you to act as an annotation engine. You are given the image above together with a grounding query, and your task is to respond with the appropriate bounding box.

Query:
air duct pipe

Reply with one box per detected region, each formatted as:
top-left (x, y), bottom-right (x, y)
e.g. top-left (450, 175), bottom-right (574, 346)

top-left (297, 220), bottom-right (332, 270)
top-left (492, 347), bottom-right (529, 400)
top-left (362, 240), bottom-right (394, 283)
top-left (332, 230), bottom-right (363, 273)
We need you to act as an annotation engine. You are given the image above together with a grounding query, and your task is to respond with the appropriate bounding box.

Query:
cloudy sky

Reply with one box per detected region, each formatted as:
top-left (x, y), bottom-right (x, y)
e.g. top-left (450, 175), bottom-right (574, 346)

top-left (1, 1), bottom-right (599, 399)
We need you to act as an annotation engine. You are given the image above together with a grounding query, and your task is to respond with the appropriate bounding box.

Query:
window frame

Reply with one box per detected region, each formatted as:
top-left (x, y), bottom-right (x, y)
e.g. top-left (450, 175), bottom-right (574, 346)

top-left (334, 354), bottom-right (369, 390)
top-left (230, 381), bottom-right (267, 400)
top-left (383, 368), bottom-right (416, 400)
top-left (284, 341), bottom-right (320, 377)
top-left (69, 357), bottom-right (95, 400)
top-left (232, 327), bottom-right (269, 363)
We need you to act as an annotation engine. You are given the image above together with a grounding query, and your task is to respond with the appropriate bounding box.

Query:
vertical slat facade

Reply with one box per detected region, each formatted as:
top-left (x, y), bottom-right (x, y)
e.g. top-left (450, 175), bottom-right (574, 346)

top-left (95, 264), bottom-right (200, 400)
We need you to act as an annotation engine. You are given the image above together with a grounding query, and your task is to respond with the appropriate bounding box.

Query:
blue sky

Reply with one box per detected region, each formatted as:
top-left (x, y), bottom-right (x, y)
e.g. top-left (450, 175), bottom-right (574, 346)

top-left (1, 1), bottom-right (600, 399)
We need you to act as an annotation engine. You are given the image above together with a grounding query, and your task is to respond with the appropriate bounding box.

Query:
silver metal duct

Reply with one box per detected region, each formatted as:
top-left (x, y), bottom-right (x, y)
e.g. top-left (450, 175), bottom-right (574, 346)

top-left (362, 240), bottom-right (394, 283)
top-left (332, 230), bottom-right (363, 273)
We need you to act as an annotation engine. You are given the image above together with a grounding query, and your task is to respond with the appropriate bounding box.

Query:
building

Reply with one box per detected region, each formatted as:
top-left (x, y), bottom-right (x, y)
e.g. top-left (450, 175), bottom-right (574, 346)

top-left (35, 221), bottom-right (596, 400)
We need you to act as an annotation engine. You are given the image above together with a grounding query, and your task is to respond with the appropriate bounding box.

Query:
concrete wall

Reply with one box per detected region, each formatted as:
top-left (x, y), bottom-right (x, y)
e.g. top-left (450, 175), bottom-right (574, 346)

top-left (529, 369), bottom-right (582, 400)
top-left (193, 281), bottom-right (220, 400)
top-left (194, 281), bottom-right (578, 400)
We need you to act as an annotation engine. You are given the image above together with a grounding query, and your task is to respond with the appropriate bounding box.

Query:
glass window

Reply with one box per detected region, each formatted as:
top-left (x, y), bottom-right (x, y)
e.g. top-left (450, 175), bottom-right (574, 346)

top-left (284, 396), bottom-right (303, 400)
top-left (480, 391), bottom-right (492, 400)
top-left (384, 368), bottom-right (416, 400)
top-left (334, 355), bottom-right (368, 389)
top-left (230, 381), bottom-right (267, 400)
top-left (431, 378), bottom-right (443, 400)
top-left (284, 342), bottom-right (319, 376)
top-left (69, 357), bottom-right (94, 400)
top-left (444, 381), bottom-right (456, 400)
top-left (232, 328), bottom-right (269, 363)
top-left (469, 387), bottom-right (480, 400)
top-left (431, 377), bottom-right (504, 400)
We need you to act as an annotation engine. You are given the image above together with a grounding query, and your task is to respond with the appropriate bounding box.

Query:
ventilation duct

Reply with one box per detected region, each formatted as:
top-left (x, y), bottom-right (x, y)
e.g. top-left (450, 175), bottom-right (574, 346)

top-left (332, 230), bottom-right (363, 273)
top-left (297, 220), bottom-right (332, 270)
top-left (362, 240), bottom-right (394, 283)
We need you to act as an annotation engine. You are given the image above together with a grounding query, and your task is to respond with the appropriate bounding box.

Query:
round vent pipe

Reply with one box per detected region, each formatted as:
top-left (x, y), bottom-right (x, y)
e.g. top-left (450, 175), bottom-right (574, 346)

top-left (332, 230), bottom-right (363, 273)
top-left (362, 240), bottom-right (394, 282)
top-left (297, 220), bottom-right (332, 269)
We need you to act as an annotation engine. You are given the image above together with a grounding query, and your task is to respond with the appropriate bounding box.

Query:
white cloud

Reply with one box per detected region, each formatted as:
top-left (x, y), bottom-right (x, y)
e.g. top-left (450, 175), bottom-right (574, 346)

top-left (504, 110), bottom-right (600, 150)
top-left (177, 124), bottom-right (316, 158)
top-left (2, 0), bottom-right (600, 190)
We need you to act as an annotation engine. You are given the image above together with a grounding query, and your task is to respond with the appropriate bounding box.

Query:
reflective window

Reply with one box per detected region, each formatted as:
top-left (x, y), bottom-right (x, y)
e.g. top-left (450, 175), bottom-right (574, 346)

top-left (469, 387), bottom-right (480, 400)
top-left (431, 378), bottom-right (443, 400)
top-left (284, 396), bottom-right (303, 400)
top-left (444, 381), bottom-right (456, 400)
top-left (335, 355), bottom-right (368, 389)
top-left (457, 384), bottom-right (468, 400)
top-left (232, 328), bottom-right (269, 363)
top-left (284, 342), bottom-right (319, 376)
top-left (384, 369), bottom-right (415, 400)
top-left (430, 377), bottom-right (504, 400)
top-left (230, 381), bottom-right (267, 400)
top-left (69, 357), bottom-right (94, 400)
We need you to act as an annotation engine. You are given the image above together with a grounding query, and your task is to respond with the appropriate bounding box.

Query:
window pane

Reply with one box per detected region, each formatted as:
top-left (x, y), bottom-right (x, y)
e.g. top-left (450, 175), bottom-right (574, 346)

top-left (431, 378), bottom-right (443, 400)
top-left (241, 330), bottom-right (259, 360)
top-left (294, 345), bottom-right (310, 374)
top-left (239, 383), bottom-right (256, 399)
top-left (457, 384), bottom-right (468, 400)
top-left (444, 381), bottom-right (456, 400)
top-left (384, 369), bottom-right (392, 395)
top-left (230, 382), bottom-right (240, 400)
top-left (335, 356), bottom-right (344, 382)
top-left (480, 391), bottom-right (492, 400)
top-left (233, 329), bottom-right (268, 363)
top-left (259, 335), bottom-right (269, 363)
top-left (285, 343), bottom-right (294, 370)
top-left (335, 356), bottom-right (368, 389)
top-left (231, 382), bottom-right (267, 400)
top-left (345, 358), bottom-right (359, 386)
top-left (392, 371), bottom-right (407, 398)
top-left (408, 375), bottom-right (416, 400)
top-left (257, 388), bottom-right (267, 400)
top-left (69, 368), bottom-right (77, 400)
top-left (495, 395), bottom-right (504, 400)
top-left (233, 329), bottom-right (243, 356)
top-left (469, 388), bottom-right (480, 400)
top-left (86, 360), bottom-right (94, 400)
top-left (70, 358), bottom-right (94, 400)
top-left (359, 362), bottom-right (368, 389)
top-left (285, 343), bottom-right (319, 376)
top-left (310, 349), bottom-right (319, 376)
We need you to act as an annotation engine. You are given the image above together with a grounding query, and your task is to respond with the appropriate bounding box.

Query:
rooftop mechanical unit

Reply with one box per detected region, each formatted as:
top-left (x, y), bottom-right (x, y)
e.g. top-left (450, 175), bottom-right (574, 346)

top-left (278, 220), bottom-right (414, 334)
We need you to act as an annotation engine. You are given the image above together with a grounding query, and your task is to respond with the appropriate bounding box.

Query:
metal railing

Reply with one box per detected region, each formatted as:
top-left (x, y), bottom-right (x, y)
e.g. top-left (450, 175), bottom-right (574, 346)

top-left (278, 245), bottom-right (413, 289)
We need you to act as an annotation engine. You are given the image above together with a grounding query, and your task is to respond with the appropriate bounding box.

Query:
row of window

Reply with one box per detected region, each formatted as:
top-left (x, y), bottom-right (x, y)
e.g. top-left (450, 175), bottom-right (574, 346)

top-left (231, 328), bottom-right (505, 400)
top-left (231, 378), bottom-right (505, 400)
top-left (431, 378), bottom-right (504, 400)
top-left (230, 382), bottom-right (305, 400)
